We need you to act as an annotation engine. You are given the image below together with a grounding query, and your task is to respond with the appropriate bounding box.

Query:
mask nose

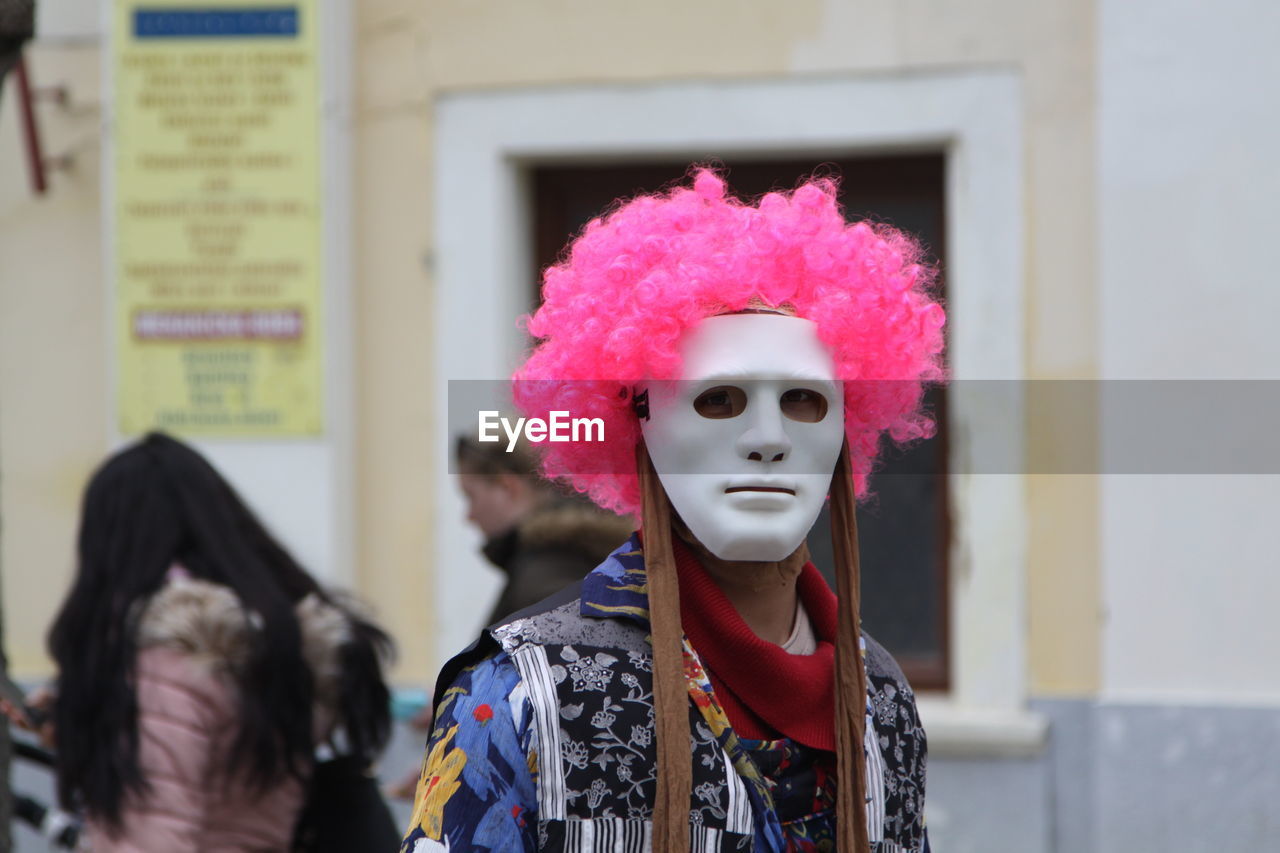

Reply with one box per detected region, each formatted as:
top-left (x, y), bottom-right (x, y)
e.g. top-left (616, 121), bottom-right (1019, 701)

top-left (736, 398), bottom-right (791, 463)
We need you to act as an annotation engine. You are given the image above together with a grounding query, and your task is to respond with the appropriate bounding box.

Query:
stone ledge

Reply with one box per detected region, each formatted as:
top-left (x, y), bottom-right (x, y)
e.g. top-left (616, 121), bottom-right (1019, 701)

top-left (916, 698), bottom-right (1050, 759)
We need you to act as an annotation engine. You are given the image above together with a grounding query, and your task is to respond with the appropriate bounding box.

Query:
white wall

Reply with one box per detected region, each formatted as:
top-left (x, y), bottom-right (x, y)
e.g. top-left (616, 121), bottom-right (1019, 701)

top-left (37, 0), bottom-right (99, 40)
top-left (1099, 0), bottom-right (1280, 703)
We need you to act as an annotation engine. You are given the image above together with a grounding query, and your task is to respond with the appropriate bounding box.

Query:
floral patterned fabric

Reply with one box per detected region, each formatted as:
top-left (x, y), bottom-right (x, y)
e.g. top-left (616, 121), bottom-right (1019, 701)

top-left (738, 736), bottom-right (836, 852)
top-left (403, 654), bottom-right (538, 852)
top-left (401, 536), bottom-right (929, 853)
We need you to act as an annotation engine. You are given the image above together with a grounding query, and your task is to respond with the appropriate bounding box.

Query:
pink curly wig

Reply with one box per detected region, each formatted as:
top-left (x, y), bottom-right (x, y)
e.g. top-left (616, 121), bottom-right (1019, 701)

top-left (513, 169), bottom-right (946, 516)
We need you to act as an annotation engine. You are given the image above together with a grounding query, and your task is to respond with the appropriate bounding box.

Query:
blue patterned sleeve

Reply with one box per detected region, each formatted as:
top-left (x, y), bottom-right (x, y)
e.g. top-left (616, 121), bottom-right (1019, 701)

top-left (400, 651), bottom-right (538, 853)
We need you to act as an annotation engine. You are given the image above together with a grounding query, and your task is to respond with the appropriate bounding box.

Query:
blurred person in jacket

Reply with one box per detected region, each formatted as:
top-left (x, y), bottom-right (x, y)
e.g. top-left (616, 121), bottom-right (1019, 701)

top-left (455, 435), bottom-right (632, 624)
top-left (45, 432), bottom-right (393, 852)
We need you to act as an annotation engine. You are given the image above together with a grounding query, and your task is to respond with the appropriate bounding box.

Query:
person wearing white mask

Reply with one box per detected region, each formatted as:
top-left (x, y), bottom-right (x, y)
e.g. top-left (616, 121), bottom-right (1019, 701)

top-left (402, 170), bottom-right (945, 853)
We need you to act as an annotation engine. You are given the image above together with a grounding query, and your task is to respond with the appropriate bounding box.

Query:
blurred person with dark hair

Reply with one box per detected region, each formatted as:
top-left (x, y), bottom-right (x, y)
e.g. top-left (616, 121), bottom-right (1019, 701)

top-left (456, 434), bottom-right (632, 624)
top-left (39, 432), bottom-right (394, 851)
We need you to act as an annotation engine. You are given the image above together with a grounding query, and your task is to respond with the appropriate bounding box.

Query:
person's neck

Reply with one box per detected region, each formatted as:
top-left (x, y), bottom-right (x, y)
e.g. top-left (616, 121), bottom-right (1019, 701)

top-left (674, 522), bottom-right (805, 645)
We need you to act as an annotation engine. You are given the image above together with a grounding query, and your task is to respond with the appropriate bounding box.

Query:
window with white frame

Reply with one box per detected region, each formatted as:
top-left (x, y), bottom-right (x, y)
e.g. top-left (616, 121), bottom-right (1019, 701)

top-left (433, 74), bottom-right (1037, 750)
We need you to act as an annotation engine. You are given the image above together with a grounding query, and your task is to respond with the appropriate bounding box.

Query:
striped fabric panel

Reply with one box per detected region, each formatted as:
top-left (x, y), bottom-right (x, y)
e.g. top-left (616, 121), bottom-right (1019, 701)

top-left (561, 817), bottom-right (651, 852)
top-left (864, 711), bottom-right (888, 842)
top-left (511, 643), bottom-right (568, 821)
top-left (690, 825), bottom-right (724, 853)
top-left (554, 817), bottom-right (752, 852)
top-left (563, 818), bottom-right (583, 850)
top-left (627, 820), bottom-right (652, 853)
top-left (721, 747), bottom-right (753, 835)
top-left (874, 842), bottom-right (913, 853)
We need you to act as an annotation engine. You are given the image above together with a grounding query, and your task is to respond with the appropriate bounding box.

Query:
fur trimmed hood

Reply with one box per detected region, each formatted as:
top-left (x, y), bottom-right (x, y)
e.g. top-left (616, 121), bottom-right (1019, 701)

top-left (134, 577), bottom-right (352, 715)
top-left (517, 498), bottom-right (634, 558)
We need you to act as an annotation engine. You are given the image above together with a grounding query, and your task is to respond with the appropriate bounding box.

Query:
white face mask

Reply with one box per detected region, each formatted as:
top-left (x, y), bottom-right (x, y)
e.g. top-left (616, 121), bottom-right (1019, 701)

top-left (640, 314), bottom-right (845, 561)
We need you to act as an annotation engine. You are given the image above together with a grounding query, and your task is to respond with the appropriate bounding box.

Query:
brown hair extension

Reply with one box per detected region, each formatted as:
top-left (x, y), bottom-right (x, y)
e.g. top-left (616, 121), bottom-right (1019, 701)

top-left (831, 440), bottom-right (871, 853)
top-left (637, 442), bottom-right (692, 853)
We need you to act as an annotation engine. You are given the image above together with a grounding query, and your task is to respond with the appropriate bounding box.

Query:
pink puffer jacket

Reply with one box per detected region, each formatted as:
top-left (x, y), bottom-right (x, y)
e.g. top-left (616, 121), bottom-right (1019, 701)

top-left (85, 578), bottom-right (350, 852)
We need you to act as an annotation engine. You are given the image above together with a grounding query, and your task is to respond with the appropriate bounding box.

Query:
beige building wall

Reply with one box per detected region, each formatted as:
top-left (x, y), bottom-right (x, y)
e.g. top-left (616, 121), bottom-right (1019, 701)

top-left (357, 0), bottom-right (1102, 692)
top-left (0, 44), bottom-right (108, 678)
top-left (1, 0), bottom-right (1098, 694)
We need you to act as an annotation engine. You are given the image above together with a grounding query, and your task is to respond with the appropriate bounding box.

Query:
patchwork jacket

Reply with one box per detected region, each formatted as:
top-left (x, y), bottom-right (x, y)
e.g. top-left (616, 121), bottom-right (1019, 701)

top-left (402, 536), bottom-right (929, 853)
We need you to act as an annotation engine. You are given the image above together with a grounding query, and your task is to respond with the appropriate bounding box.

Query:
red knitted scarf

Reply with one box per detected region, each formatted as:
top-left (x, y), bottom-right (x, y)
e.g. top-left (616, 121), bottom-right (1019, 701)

top-left (674, 537), bottom-right (838, 750)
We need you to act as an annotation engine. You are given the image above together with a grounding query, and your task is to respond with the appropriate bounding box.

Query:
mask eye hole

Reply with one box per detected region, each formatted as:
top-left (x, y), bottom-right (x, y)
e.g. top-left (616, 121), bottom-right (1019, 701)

top-left (780, 388), bottom-right (828, 423)
top-left (693, 385), bottom-right (747, 419)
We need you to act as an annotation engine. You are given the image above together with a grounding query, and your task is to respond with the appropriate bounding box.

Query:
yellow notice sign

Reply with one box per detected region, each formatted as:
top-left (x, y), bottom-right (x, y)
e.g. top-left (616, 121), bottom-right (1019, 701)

top-left (113, 1), bottom-right (323, 436)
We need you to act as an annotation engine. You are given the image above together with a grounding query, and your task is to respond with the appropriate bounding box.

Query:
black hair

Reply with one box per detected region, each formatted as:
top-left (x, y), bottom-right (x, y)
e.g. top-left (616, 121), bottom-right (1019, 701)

top-left (47, 432), bottom-right (392, 827)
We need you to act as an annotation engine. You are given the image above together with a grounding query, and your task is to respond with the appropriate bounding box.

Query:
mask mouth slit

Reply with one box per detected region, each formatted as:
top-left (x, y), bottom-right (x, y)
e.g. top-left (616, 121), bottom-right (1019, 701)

top-left (724, 486), bottom-right (796, 495)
